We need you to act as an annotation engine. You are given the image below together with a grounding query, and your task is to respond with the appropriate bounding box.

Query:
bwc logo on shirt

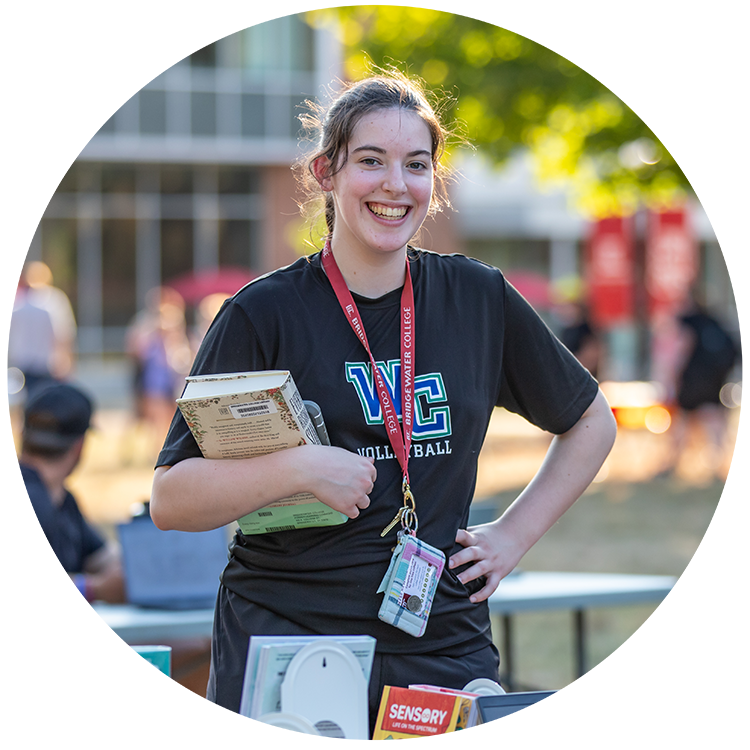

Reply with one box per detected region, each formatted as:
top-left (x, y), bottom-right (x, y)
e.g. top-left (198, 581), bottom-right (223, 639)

top-left (345, 359), bottom-right (452, 441)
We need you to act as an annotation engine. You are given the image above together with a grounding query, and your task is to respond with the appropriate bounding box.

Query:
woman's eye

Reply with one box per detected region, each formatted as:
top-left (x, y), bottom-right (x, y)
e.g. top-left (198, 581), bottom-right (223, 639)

top-left (361, 157), bottom-right (380, 166)
top-left (408, 161), bottom-right (429, 171)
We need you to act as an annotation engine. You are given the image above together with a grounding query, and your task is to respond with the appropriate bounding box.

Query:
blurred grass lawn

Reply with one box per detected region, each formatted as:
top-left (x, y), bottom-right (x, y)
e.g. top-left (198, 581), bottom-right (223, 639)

top-left (481, 478), bottom-right (723, 689)
top-left (49, 404), bottom-right (733, 692)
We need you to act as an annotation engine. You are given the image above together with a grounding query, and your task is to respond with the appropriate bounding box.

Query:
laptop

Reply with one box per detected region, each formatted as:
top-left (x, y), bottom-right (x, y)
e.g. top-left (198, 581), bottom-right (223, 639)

top-left (477, 682), bottom-right (711, 742)
top-left (118, 512), bottom-right (230, 610)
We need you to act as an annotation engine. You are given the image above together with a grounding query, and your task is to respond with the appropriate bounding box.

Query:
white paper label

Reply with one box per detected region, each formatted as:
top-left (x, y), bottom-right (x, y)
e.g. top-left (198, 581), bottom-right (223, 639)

top-left (228, 399), bottom-right (277, 419)
top-left (401, 555), bottom-right (434, 614)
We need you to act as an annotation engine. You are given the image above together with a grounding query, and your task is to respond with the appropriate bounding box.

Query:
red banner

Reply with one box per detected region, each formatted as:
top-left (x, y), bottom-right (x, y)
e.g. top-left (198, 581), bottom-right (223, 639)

top-left (585, 216), bottom-right (635, 328)
top-left (645, 208), bottom-right (698, 315)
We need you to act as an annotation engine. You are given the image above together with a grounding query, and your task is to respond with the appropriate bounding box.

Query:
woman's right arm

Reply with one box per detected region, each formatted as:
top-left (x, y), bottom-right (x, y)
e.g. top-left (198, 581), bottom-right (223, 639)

top-left (150, 445), bottom-right (377, 532)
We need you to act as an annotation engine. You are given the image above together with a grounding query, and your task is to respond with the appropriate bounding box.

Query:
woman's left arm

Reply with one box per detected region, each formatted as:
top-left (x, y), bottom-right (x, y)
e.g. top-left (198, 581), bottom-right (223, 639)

top-left (449, 388), bottom-right (617, 603)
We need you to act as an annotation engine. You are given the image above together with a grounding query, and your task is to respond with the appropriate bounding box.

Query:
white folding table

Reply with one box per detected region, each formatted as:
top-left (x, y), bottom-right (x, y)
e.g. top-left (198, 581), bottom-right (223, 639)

top-left (95, 570), bottom-right (676, 690)
top-left (487, 571), bottom-right (676, 689)
top-left (6, 602), bottom-right (214, 648)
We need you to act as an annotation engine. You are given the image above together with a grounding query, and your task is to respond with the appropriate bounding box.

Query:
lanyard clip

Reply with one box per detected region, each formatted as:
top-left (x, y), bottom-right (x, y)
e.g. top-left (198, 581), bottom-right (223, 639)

top-left (380, 480), bottom-right (419, 537)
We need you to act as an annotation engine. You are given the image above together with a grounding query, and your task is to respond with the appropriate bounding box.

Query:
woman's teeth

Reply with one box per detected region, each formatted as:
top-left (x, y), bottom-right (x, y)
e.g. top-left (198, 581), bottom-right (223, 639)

top-left (369, 204), bottom-right (407, 219)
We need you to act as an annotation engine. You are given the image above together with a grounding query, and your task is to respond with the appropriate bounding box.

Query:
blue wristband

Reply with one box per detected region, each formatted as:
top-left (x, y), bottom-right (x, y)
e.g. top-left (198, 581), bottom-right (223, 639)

top-left (73, 574), bottom-right (89, 600)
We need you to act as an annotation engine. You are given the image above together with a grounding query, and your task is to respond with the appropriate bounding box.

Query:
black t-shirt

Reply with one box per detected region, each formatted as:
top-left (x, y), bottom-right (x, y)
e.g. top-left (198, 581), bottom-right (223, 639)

top-left (157, 249), bottom-right (598, 654)
top-left (22, 463), bottom-right (104, 574)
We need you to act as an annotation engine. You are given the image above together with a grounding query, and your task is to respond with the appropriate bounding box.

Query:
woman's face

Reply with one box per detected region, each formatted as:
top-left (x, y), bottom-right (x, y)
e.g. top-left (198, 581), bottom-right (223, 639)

top-left (319, 107), bottom-right (435, 264)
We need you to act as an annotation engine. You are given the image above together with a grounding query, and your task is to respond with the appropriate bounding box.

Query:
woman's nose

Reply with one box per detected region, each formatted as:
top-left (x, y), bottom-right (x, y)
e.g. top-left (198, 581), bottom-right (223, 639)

top-left (382, 166), bottom-right (406, 194)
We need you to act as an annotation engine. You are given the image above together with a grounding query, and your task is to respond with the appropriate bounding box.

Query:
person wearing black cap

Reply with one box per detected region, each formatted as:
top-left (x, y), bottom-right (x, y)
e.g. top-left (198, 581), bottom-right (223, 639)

top-left (7, 384), bottom-right (209, 740)
top-left (7, 384), bottom-right (125, 726)
top-left (19, 383), bottom-right (125, 603)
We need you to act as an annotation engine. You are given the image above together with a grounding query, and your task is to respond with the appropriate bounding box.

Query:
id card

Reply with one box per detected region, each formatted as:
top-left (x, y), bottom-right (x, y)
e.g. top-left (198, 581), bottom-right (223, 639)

top-left (376, 533), bottom-right (446, 637)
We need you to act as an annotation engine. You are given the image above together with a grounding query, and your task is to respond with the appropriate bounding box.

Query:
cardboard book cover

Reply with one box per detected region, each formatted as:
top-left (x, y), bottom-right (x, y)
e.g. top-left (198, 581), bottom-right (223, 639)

top-left (373, 686), bottom-right (464, 739)
top-left (408, 685), bottom-right (481, 730)
top-left (176, 370), bottom-right (347, 534)
top-left (30, 646), bottom-right (172, 741)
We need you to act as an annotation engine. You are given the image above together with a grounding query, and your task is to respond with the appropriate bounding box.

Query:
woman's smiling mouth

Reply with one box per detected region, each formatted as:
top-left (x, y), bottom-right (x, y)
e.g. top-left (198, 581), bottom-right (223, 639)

top-left (367, 203), bottom-right (409, 220)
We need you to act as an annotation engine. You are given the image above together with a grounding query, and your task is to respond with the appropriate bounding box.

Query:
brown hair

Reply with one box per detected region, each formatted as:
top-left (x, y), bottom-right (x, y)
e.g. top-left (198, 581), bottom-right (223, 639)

top-left (298, 68), bottom-right (456, 241)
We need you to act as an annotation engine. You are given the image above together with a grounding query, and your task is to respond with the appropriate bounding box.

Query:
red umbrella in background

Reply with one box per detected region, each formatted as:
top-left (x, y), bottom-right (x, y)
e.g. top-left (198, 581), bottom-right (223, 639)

top-left (503, 270), bottom-right (551, 309)
top-left (165, 267), bottom-right (256, 306)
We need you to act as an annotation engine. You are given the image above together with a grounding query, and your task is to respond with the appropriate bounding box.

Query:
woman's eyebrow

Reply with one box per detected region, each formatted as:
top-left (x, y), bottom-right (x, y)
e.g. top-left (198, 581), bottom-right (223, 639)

top-left (351, 145), bottom-right (431, 158)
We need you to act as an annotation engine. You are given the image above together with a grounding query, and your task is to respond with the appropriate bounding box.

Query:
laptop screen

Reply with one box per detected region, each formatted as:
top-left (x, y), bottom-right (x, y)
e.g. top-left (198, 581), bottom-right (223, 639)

top-left (118, 514), bottom-right (229, 610)
top-left (479, 682), bottom-right (710, 741)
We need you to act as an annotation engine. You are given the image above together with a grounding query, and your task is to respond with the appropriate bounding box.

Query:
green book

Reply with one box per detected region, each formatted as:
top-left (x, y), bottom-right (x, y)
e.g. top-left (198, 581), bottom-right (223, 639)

top-left (30, 646), bottom-right (172, 741)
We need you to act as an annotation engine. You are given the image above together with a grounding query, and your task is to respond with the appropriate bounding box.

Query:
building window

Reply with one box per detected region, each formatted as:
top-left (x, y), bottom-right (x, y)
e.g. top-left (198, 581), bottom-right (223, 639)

top-left (191, 92), bottom-right (217, 137)
top-left (219, 220), bottom-right (252, 268)
top-left (101, 165), bottom-right (136, 194)
top-left (138, 5), bottom-right (167, 65)
top-left (83, 5), bottom-right (115, 62)
top-left (241, 93), bottom-right (265, 138)
top-left (218, 166), bottom-right (259, 195)
top-left (40, 218), bottom-right (78, 315)
top-left (289, 15), bottom-right (315, 72)
top-left (161, 165), bottom-right (193, 195)
top-left (140, 90), bottom-right (167, 135)
top-left (101, 219), bottom-right (136, 326)
top-left (190, 5), bottom-right (216, 67)
top-left (161, 219), bottom-right (194, 282)
top-left (468, 238), bottom-right (550, 275)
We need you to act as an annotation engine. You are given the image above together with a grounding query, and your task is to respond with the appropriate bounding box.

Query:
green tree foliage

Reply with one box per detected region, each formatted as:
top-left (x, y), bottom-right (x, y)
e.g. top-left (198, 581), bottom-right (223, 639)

top-left (305, 7), bottom-right (689, 219)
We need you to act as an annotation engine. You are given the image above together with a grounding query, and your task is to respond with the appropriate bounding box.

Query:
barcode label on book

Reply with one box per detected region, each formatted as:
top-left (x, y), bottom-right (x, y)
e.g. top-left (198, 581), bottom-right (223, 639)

top-left (228, 400), bottom-right (277, 419)
top-left (266, 525), bottom-right (296, 532)
top-left (256, 511), bottom-right (273, 517)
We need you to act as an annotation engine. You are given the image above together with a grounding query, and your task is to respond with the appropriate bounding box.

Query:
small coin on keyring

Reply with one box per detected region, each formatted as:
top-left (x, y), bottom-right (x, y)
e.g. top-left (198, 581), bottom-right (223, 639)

top-left (406, 595), bottom-right (422, 612)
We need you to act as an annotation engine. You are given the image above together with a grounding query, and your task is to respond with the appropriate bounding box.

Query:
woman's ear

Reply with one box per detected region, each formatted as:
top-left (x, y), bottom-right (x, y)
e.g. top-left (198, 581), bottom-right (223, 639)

top-left (312, 156), bottom-right (333, 192)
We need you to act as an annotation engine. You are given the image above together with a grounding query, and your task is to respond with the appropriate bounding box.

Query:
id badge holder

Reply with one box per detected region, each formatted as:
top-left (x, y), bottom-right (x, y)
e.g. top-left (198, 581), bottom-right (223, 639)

top-left (376, 530), bottom-right (446, 638)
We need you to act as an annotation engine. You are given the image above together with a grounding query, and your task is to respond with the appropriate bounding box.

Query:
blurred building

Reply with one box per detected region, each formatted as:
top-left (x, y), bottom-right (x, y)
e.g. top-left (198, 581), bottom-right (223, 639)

top-left (24, 15), bottom-right (737, 383)
top-left (27, 16), bottom-right (343, 356)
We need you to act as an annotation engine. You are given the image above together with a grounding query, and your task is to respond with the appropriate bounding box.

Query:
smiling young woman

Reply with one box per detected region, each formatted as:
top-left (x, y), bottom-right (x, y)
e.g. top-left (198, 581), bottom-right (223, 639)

top-left (310, 108), bottom-right (435, 297)
top-left (150, 69), bottom-right (617, 736)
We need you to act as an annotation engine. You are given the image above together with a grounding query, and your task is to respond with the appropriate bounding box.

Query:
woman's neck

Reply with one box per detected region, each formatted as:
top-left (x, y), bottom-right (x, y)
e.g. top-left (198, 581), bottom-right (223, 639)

top-left (327, 243), bottom-right (408, 299)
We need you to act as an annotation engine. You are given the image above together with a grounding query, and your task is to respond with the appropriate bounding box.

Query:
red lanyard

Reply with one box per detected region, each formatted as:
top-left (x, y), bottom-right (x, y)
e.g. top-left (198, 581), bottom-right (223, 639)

top-left (321, 240), bottom-right (418, 536)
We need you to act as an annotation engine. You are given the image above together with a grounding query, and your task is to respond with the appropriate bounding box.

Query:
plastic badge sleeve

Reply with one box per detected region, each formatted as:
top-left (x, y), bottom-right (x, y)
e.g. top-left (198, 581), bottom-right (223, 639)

top-left (377, 533), bottom-right (446, 637)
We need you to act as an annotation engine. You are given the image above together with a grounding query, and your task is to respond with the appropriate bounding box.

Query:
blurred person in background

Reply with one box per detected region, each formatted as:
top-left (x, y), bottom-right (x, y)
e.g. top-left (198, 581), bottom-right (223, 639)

top-left (7, 383), bottom-right (124, 606)
top-left (22, 261), bottom-right (77, 380)
top-left (7, 384), bottom-right (209, 740)
top-left (7, 384), bottom-right (125, 727)
top-left (9, 276), bottom-right (58, 398)
top-left (126, 287), bottom-right (193, 452)
top-left (656, 291), bottom-right (740, 480)
top-left (552, 279), bottom-right (602, 379)
top-left (190, 292), bottom-right (231, 356)
top-left (557, 301), bottom-right (601, 379)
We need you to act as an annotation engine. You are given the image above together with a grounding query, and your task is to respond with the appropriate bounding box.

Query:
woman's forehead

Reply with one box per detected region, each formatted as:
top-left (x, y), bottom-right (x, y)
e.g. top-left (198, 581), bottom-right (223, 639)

top-left (348, 107), bottom-right (433, 154)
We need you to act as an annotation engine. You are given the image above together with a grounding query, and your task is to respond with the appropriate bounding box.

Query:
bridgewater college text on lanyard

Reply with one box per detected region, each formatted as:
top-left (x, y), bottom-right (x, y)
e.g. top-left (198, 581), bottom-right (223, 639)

top-left (321, 241), bottom-right (446, 638)
top-left (321, 240), bottom-right (417, 537)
